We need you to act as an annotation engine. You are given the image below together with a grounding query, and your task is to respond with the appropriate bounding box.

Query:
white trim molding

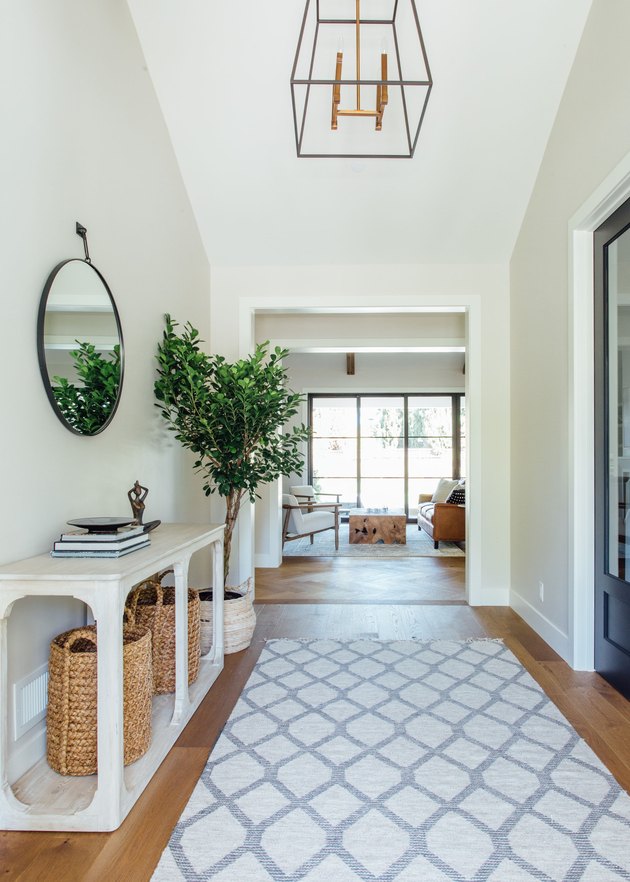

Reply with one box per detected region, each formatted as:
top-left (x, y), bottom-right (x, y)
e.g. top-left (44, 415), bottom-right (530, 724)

top-left (511, 589), bottom-right (570, 661)
top-left (569, 150), bottom-right (630, 670)
top-left (238, 292), bottom-right (490, 607)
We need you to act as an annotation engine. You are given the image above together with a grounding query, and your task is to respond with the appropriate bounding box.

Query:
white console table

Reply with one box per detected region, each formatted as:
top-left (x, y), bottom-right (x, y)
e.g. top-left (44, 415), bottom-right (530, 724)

top-left (0, 522), bottom-right (224, 832)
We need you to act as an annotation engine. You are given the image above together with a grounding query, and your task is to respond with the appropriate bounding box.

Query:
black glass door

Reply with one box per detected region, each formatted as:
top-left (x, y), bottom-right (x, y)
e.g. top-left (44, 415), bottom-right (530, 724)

top-left (594, 197), bottom-right (630, 698)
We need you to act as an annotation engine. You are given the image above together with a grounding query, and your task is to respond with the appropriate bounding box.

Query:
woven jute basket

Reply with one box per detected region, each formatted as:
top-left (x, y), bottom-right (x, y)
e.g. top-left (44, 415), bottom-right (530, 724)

top-left (127, 569), bottom-right (200, 694)
top-left (198, 577), bottom-right (256, 655)
top-left (46, 624), bottom-right (153, 776)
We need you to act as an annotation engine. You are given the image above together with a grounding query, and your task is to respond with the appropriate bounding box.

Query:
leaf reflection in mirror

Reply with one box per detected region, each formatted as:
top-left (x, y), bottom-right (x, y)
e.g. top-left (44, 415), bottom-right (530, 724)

top-left (52, 341), bottom-right (121, 435)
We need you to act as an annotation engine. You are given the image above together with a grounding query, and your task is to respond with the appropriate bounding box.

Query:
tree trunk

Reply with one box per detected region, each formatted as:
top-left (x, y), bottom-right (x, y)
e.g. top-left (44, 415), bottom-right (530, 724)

top-left (222, 489), bottom-right (244, 588)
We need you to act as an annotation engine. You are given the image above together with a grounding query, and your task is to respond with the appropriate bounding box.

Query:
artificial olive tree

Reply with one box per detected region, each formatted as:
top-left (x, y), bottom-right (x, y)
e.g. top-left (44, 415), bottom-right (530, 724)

top-left (155, 315), bottom-right (308, 587)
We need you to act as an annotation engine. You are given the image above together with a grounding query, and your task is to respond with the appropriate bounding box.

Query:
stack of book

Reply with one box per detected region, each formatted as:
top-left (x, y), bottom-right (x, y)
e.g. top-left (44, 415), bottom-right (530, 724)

top-left (51, 524), bottom-right (150, 558)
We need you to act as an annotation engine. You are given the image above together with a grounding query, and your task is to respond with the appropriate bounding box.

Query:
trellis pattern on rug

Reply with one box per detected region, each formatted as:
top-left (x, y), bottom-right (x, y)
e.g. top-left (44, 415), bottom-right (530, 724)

top-left (152, 639), bottom-right (630, 881)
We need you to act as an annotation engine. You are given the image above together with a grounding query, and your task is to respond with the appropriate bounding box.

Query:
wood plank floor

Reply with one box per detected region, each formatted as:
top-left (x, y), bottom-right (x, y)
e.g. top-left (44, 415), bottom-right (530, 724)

top-left (255, 555), bottom-right (466, 604)
top-left (2, 559), bottom-right (630, 882)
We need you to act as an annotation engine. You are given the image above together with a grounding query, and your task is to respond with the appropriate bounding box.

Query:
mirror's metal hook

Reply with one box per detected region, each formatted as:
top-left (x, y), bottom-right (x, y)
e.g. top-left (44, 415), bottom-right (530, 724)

top-left (76, 221), bottom-right (91, 264)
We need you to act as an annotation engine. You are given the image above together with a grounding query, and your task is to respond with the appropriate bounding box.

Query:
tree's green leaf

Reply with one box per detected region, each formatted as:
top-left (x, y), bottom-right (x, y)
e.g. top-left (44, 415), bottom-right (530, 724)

top-left (154, 317), bottom-right (310, 584)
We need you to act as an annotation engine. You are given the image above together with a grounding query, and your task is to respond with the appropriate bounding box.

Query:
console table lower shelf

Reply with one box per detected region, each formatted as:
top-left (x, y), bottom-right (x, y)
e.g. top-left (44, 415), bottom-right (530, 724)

top-left (0, 523), bottom-right (225, 832)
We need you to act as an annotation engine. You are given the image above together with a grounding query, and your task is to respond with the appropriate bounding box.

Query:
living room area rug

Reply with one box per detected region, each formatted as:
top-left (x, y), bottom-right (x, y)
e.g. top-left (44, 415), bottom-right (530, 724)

top-left (282, 524), bottom-right (465, 558)
top-left (152, 639), bottom-right (630, 881)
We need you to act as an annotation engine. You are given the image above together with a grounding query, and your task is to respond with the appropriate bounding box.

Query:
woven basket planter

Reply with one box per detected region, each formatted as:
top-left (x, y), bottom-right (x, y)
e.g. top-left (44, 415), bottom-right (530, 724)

top-left (46, 624), bottom-right (152, 776)
top-left (198, 577), bottom-right (256, 655)
top-left (128, 569), bottom-right (200, 695)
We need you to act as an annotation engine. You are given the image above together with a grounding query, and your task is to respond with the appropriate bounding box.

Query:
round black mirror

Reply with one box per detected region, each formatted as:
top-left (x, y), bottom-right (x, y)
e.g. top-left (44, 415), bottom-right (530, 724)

top-left (37, 258), bottom-right (124, 435)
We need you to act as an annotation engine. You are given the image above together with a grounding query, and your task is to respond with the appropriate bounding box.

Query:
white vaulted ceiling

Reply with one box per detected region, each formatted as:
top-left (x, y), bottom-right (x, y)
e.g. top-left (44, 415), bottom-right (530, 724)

top-left (127, 0), bottom-right (592, 267)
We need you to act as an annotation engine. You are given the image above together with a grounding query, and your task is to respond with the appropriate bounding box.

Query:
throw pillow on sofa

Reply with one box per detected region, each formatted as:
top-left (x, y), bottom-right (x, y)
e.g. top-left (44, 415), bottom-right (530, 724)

top-left (431, 478), bottom-right (460, 503)
top-left (446, 486), bottom-right (466, 505)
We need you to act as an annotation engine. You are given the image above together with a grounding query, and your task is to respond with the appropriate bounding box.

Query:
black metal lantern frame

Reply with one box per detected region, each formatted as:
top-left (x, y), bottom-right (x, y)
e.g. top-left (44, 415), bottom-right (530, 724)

top-left (291, 0), bottom-right (432, 159)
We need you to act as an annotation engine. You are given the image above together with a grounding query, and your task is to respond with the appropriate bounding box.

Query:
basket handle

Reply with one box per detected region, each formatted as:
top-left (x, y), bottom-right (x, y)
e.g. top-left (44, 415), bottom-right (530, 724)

top-left (242, 577), bottom-right (254, 599)
top-left (133, 576), bottom-right (165, 608)
top-left (149, 568), bottom-right (174, 606)
top-left (124, 588), bottom-right (141, 625)
top-left (62, 627), bottom-right (97, 652)
top-left (159, 569), bottom-right (199, 603)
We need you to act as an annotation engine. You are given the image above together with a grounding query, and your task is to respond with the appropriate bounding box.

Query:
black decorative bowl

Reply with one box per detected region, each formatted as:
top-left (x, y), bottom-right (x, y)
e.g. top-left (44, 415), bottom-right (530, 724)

top-left (67, 517), bottom-right (136, 534)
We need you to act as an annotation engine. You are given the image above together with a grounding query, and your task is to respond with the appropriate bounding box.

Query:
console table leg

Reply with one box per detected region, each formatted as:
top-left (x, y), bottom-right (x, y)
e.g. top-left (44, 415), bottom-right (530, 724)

top-left (94, 588), bottom-right (125, 830)
top-left (172, 559), bottom-right (190, 724)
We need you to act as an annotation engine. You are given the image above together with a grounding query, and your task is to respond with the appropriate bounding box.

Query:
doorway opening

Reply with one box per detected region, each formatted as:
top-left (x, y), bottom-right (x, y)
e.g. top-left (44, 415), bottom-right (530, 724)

top-left (248, 310), bottom-right (472, 606)
top-left (235, 298), bottom-right (487, 606)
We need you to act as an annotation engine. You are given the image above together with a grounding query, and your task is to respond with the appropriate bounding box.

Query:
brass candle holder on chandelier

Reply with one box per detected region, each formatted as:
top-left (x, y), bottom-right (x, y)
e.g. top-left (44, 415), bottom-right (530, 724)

top-left (291, 0), bottom-right (432, 158)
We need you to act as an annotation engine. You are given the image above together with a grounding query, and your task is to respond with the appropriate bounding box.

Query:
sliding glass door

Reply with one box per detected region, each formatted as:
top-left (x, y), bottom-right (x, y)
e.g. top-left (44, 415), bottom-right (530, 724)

top-left (309, 393), bottom-right (465, 518)
top-left (408, 395), bottom-right (462, 506)
top-left (309, 396), bottom-right (359, 507)
top-left (360, 396), bottom-right (405, 510)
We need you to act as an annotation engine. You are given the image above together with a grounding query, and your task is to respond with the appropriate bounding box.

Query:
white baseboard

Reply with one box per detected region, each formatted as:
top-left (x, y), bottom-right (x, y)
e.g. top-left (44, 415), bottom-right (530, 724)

top-left (510, 589), bottom-right (571, 663)
top-left (7, 722), bottom-right (46, 785)
top-left (470, 587), bottom-right (510, 606)
top-left (254, 552), bottom-right (281, 569)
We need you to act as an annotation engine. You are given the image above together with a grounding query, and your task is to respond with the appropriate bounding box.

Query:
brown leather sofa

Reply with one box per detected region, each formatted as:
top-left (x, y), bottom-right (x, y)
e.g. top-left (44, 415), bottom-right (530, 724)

top-left (417, 493), bottom-right (465, 549)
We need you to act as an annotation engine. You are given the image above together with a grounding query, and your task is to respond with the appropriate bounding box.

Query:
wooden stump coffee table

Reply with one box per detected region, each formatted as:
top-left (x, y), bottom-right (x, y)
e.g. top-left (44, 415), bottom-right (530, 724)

top-left (348, 509), bottom-right (407, 544)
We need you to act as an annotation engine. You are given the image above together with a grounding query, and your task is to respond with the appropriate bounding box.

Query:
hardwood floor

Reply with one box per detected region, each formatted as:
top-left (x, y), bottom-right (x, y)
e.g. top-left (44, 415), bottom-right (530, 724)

top-left (255, 555), bottom-right (466, 604)
top-left (2, 558), bottom-right (630, 882)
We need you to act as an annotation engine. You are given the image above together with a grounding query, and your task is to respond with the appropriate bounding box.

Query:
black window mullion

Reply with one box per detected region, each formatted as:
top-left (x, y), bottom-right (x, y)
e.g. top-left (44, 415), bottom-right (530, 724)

top-left (307, 394), bottom-right (314, 485)
top-left (356, 396), bottom-right (361, 508)
top-left (453, 394), bottom-right (461, 479)
top-left (404, 396), bottom-right (409, 519)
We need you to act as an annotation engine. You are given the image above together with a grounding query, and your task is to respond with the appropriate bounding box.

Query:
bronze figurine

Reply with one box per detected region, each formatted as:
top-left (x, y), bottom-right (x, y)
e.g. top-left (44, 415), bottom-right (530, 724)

top-left (128, 480), bottom-right (148, 525)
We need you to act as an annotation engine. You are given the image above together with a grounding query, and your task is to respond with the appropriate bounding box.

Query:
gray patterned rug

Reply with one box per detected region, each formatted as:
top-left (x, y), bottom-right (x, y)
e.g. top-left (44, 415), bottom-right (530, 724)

top-left (283, 525), bottom-right (465, 558)
top-left (152, 639), bottom-right (630, 881)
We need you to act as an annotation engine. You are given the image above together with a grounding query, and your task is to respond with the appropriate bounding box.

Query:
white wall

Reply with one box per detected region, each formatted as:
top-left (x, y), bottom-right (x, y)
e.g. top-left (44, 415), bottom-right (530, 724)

top-left (210, 264), bottom-right (510, 607)
top-left (1, 1), bottom-right (211, 779)
top-left (510, 0), bottom-right (630, 663)
top-left (255, 312), bottom-right (466, 350)
top-left (284, 351), bottom-right (465, 395)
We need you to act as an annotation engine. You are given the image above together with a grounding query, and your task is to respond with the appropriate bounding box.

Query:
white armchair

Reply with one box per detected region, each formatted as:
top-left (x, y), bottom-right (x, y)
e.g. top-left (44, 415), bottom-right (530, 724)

top-left (282, 493), bottom-right (340, 550)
